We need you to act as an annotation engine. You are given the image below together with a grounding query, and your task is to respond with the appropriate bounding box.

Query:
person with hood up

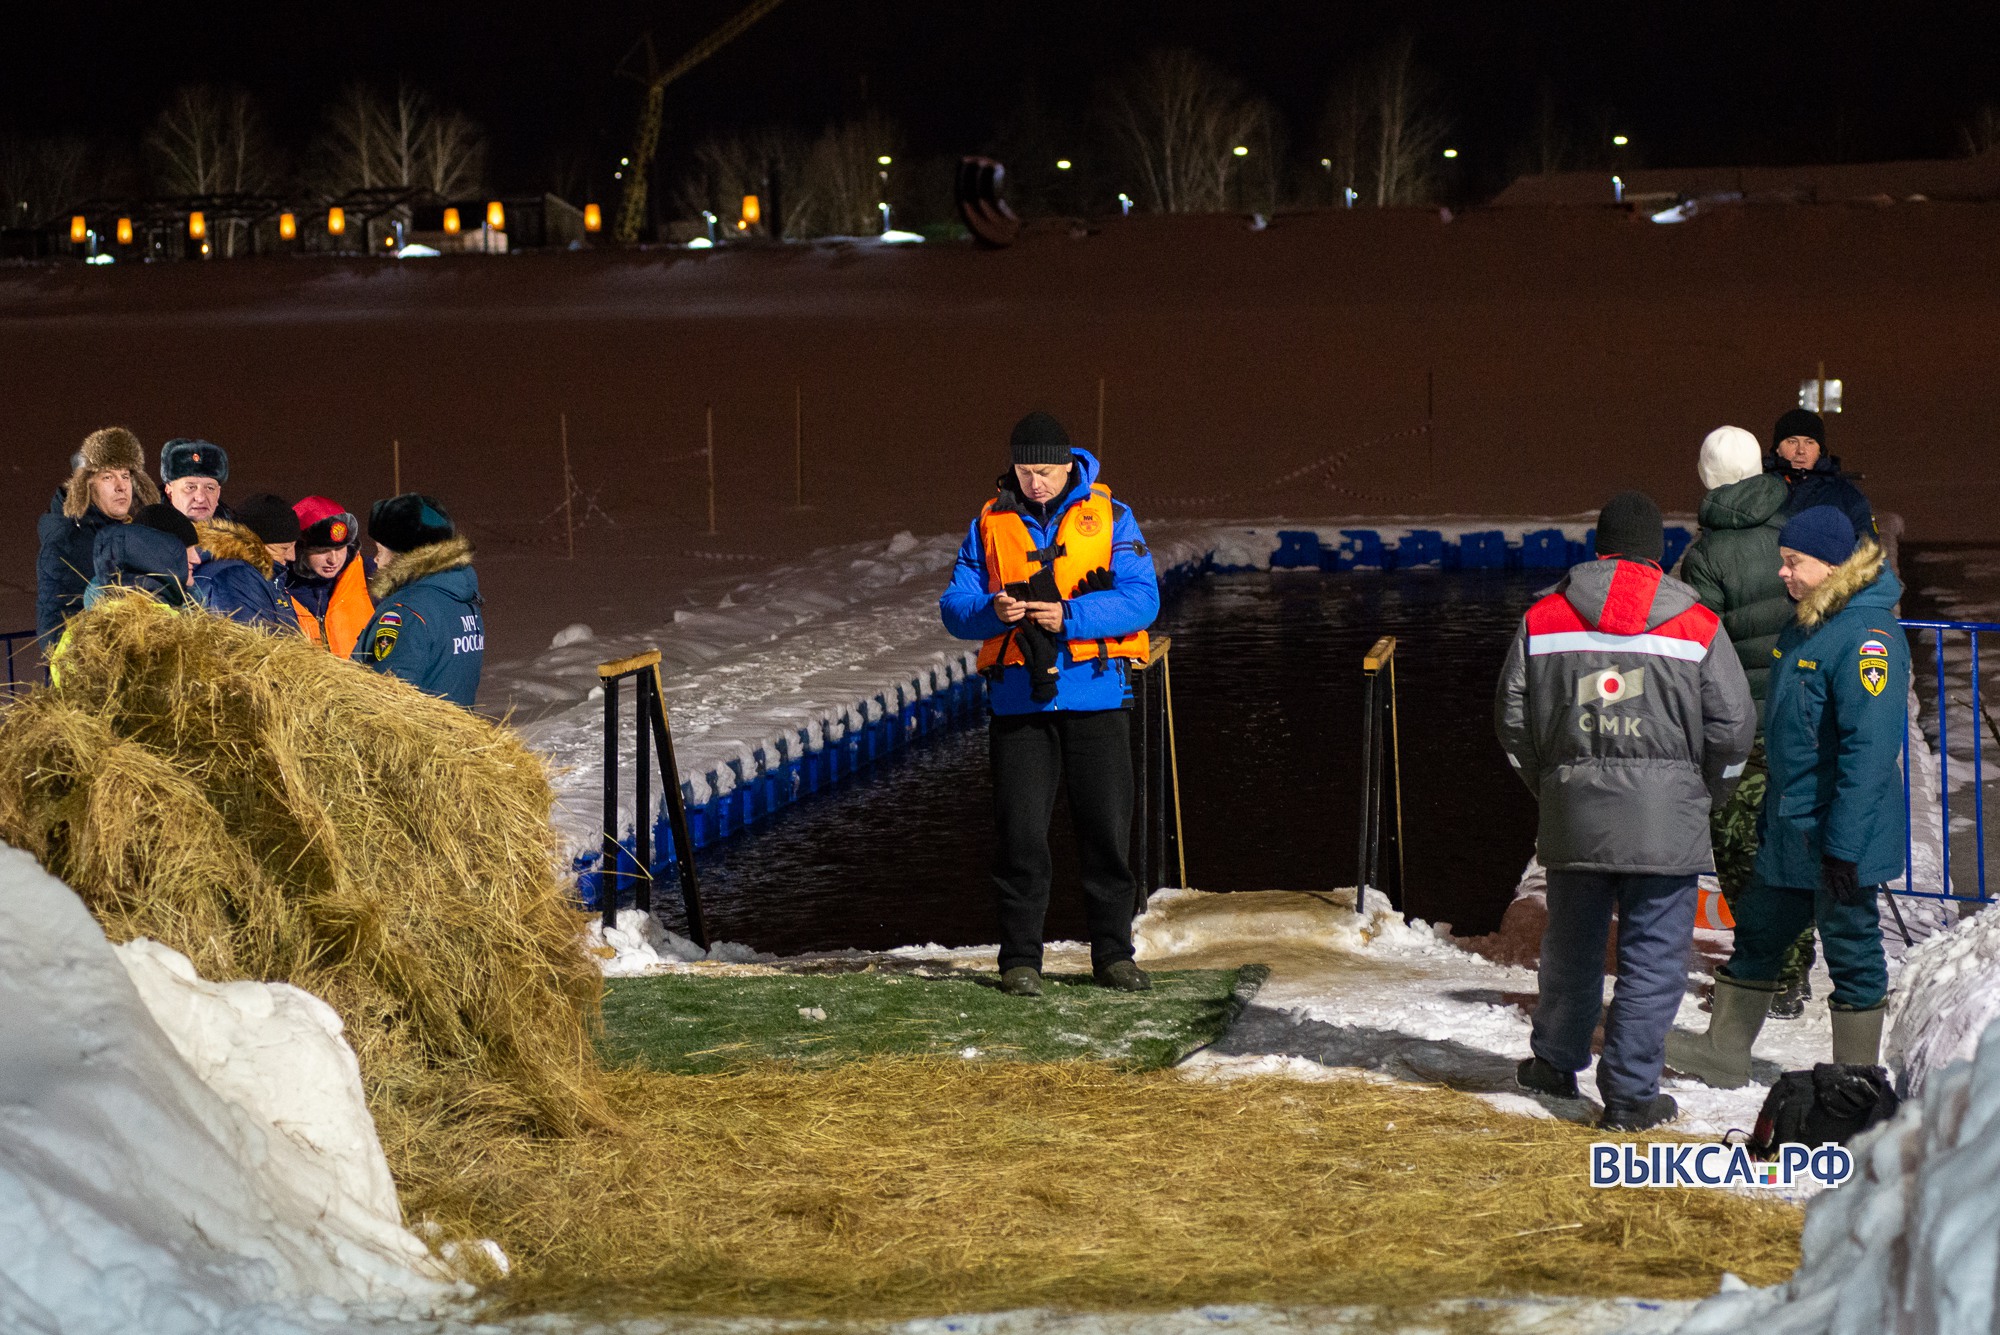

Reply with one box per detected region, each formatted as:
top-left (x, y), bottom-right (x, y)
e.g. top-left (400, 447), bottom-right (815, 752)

top-left (1666, 507), bottom-right (1909, 1087)
top-left (939, 411), bottom-right (1161, 999)
top-left (160, 438), bottom-right (230, 524)
top-left (1681, 424), bottom-right (1819, 1017)
top-left (1766, 408), bottom-right (1874, 537)
top-left (353, 494), bottom-right (484, 709)
top-left (1496, 491), bottom-right (1755, 1131)
top-left (286, 495), bottom-right (376, 658)
top-left (36, 427), bottom-right (162, 648)
top-left (49, 503), bottom-right (200, 685)
top-left (191, 493), bottom-right (302, 632)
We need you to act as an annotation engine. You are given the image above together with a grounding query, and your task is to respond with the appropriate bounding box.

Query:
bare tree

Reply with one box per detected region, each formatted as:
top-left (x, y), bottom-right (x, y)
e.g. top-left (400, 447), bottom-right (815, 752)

top-left (791, 113), bottom-right (905, 236)
top-left (313, 82), bottom-right (486, 197)
top-left (675, 127), bottom-right (810, 235)
top-left (1104, 49), bottom-right (1277, 214)
top-left (0, 133), bottom-right (95, 227)
top-left (1367, 38), bottom-right (1447, 206)
top-left (145, 85), bottom-right (275, 255)
top-left (1961, 105), bottom-right (2000, 157)
top-left (1314, 39), bottom-right (1449, 208)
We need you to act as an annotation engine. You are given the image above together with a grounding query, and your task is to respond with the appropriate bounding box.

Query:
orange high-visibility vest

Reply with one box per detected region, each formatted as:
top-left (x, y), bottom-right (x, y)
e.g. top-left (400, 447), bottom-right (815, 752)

top-left (975, 483), bottom-right (1148, 673)
top-left (291, 556), bottom-right (375, 660)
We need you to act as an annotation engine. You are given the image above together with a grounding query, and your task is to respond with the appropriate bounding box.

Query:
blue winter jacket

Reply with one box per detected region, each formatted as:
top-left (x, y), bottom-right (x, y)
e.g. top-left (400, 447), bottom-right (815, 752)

top-left (1755, 538), bottom-right (1910, 891)
top-left (84, 522), bottom-right (196, 609)
top-left (36, 490), bottom-right (123, 646)
top-left (352, 536), bottom-right (485, 709)
top-left (190, 520), bottom-right (301, 632)
top-left (938, 449), bottom-right (1160, 714)
top-left (1765, 450), bottom-right (1876, 538)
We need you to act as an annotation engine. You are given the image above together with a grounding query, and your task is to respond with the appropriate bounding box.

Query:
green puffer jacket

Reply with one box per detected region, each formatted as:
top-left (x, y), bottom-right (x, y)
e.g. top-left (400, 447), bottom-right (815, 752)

top-left (1680, 473), bottom-right (1792, 726)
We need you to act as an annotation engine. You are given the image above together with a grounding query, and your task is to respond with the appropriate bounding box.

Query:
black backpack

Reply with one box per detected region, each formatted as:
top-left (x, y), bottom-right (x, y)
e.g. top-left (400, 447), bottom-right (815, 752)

top-left (1749, 1063), bottom-right (1899, 1158)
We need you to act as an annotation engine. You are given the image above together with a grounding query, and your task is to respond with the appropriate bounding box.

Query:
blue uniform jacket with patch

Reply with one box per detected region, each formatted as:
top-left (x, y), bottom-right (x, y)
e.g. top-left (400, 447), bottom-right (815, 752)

top-left (1755, 538), bottom-right (1910, 890)
top-left (937, 448), bottom-right (1160, 714)
top-left (190, 520), bottom-right (300, 633)
top-left (352, 536), bottom-right (485, 709)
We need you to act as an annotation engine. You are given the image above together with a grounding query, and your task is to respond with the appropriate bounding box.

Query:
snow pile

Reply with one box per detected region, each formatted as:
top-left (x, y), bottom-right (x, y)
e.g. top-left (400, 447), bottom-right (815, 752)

top-left (1675, 1015), bottom-right (2000, 1335)
top-left (583, 908), bottom-right (772, 974)
top-left (0, 843), bottom-right (449, 1334)
top-left (1889, 902), bottom-right (2000, 1094)
top-left (1133, 884), bottom-right (1435, 958)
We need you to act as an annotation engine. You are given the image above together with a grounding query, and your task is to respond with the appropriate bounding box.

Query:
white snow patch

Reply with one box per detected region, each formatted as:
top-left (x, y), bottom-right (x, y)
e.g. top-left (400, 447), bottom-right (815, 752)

top-left (582, 908), bottom-right (772, 974)
top-left (1892, 902), bottom-right (2000, 1095)
top-left (0, 843), bottom-right (453, 1335)
top-left (549, 622), bottom-right (594, 649)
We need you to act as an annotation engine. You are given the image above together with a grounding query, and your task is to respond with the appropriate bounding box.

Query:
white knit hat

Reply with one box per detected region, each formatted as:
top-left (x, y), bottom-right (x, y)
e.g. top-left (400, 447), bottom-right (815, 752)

top-left (1698, 426), bottom-right (1762, 491)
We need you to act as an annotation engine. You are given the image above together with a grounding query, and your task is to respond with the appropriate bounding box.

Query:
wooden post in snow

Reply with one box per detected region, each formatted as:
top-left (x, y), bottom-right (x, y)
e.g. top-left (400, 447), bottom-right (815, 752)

top-left (705, 404), bottom-right (717, 535)
top-left (793, 384), bottom-right (805, 509)
top-left (560, 412), bottom-right (576, 560)
top-left (1095, 376), bottom-right (1106, 458)
top-left (392, 439), bottom-right (401, 495)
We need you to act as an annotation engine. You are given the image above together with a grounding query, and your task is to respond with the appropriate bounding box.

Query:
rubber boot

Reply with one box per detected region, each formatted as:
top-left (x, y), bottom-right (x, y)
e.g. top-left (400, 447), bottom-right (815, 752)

top-left (1664, 975), bottom-right (1775, 1089)
top-left (1831, 1003), bottom-right (1888, 1067)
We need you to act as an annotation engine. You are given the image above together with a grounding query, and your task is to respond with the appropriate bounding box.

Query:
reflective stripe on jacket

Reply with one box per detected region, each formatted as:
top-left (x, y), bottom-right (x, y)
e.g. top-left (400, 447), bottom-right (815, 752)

top-left (974, 483), bottom-right (1149, 673)
top-left (292, 556), bottom-right (375, 659)
top-left (1494, 557), bottom-right (1756, 875)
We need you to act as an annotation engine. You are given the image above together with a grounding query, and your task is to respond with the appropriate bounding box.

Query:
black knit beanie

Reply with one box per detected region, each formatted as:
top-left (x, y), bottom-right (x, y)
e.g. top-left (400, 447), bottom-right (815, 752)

top-left (135, 501), bottom-right (199, 549)
top-left (368, 493), bottom-right (456, 553)
top-left (1009, 412), bottom-right (1073, 466)
top-left (234, 492), bottom-right (302, 545)
top-left (1771, 408), bottom-right (1826, 452)
top-left (1594, 490), bottom-right (1664, 563)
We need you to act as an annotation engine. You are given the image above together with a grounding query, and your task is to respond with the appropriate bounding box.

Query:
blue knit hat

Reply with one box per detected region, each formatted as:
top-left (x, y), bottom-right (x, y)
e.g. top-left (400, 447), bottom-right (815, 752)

top-left (1777, 505), bottom-right (1857, 567)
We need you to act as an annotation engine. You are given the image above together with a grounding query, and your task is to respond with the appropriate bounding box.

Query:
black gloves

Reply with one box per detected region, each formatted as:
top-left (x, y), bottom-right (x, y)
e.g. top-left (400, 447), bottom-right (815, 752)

top-left (1070, 566), bottom-right (1115, 598)
top-left (1821, 856), bottom-right (1864, 906)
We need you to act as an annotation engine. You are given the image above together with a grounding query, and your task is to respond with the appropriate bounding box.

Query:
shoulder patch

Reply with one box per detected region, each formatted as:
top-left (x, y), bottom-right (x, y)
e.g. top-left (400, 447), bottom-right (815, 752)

top-left (1859, 638), bottom-right (1891, 696)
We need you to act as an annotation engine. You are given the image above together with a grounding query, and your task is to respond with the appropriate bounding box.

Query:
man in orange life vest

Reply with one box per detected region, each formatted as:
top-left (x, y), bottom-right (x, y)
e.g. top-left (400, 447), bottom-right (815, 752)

top-left (286, 495), bottom-right (376, 659)
top-left (939, 411), bottom-right (1162, 998)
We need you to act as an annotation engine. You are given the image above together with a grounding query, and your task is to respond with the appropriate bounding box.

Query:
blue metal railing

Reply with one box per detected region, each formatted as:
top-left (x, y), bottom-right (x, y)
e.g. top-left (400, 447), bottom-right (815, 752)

top-left (1, 629), bottom-right (39, 697)
top-left (1900, 618), bottom-right (1997, 906)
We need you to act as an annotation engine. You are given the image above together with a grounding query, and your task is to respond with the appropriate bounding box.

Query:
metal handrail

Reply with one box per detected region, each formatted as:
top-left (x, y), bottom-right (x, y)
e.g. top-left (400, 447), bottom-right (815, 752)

top-left (1131, 636), bottom-right (1186, 906)
top-left (1357, 635), bottom-right (1406, 916)
top-left (1899, 618), bottom-right (1995, 908)
top-left (596, 649), bottom-right (709, 947)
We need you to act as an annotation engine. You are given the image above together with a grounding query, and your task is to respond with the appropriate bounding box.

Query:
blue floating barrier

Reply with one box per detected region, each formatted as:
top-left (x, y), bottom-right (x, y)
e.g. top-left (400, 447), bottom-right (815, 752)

top-left (1272, 530), bottom-right (1323, 569)
top-left (1456, 530), bottom-right (1508, 570)
top-left (1394, 530), bottom-right (1444, 569)
top-left (1333, 530), bottom-right (1385, 570)
top-left (1663, 525), bottom-right (1693, 569)
top-left (1518, 529), bottom-right (1568, 568)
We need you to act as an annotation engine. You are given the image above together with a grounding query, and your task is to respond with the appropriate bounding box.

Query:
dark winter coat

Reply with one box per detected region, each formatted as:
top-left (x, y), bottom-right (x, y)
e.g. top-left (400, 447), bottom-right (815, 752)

top-left (1681, 473), bottom-right (1793, 727)
top-left (938, 448), bottom-right (1160, 714)
top-left (353, 536), bottom-right (484, 709)
top-left (191, 520), bottom-right (300, 632)
top-left (36, 489), bottom-right (124, 645)
top-left (1755, 538), bottom-right (1910, 891)
top-left (85, 522), bottom-right (195, 608)
top-left (1765, 450), bottom-right (1876, 538)
top-left (1494, 557), bottom-right (1756, 875)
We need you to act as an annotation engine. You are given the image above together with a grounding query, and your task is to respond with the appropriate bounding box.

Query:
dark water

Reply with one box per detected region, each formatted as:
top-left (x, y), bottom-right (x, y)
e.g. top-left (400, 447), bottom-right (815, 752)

top-left (684, 571), bottom-right (1543, 955)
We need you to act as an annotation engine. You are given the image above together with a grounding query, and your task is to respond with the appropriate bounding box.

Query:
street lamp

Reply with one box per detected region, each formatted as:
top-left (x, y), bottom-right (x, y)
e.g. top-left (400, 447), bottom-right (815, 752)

top-left (116, 217), bottom-right (133, 246)
top-left (1442, 148), bottom-right (1459, 159)
top-left (187, 211), bottom-right (206, 240)
top-left (1232, 145), bottom-right (1249, 158)
top-left (584, 203), bottom-right (602, 233)
top-left (1056, 159), bottom-right (1072, 171)
top-left (1117, 192), bottom-right (1133, 216)
top-left (1613, 134), bottom-right (1630, 147)
top-left (877, 155), bottom-right (892, 166)
top-left (443, 207), bottom-right (461, 235)
top-left (485, 200), bottom-right (505, 231)
top-left (278, 212), bottom-right (296, 241)
top-left (70, 215), bottom-right (87, 244)
top-left (328, 207), bottom-right (347, 236)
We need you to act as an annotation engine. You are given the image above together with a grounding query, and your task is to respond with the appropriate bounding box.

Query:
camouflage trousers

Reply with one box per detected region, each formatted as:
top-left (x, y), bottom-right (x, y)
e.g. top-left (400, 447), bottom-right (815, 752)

top-left (1711, 753), bottom-right (1816, 990)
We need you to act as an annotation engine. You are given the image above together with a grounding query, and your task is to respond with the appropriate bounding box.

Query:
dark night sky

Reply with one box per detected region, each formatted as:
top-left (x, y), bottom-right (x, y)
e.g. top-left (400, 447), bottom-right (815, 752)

top-left (8, 1), bottom-right (2000, 200)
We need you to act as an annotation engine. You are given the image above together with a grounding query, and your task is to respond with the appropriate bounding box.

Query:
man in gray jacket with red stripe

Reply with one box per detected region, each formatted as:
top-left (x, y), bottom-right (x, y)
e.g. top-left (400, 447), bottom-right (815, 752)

top-left (1495, 492), bottom-right (1755, 1130)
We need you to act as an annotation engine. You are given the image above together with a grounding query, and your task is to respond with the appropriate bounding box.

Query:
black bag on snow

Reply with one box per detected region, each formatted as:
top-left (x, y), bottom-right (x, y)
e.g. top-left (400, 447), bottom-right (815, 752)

top-left (1748, 1062), bottom-right (1899, 1158)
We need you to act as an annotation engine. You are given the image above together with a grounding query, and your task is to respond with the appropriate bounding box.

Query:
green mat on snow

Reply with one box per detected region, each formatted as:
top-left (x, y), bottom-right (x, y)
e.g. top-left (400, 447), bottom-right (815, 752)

top-left (598, 964), bottom-right (1269, 1074)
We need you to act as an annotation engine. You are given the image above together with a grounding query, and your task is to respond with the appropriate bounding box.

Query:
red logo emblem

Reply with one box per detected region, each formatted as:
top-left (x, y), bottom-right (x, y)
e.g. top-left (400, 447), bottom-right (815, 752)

top-left (1075, 510), bottom-right (1103, 537)
top-left (329, 520), bottom-right (349, 543)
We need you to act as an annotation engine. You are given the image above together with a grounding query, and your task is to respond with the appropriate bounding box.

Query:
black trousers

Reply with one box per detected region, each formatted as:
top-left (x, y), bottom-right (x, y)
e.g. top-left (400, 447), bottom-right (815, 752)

top-left (990, 708), bottom-right (1138, 973)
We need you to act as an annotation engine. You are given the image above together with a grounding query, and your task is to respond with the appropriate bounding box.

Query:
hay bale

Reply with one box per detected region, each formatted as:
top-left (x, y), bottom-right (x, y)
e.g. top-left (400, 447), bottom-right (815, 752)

top-left (0, 594), bottom-right (611, 1138)
top-left (399, 1058), bottom-right (1802, 1320)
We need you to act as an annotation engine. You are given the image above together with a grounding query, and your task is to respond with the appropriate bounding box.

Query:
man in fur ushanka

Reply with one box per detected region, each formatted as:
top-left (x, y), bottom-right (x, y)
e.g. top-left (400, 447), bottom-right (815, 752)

top-left (352, 494), bottom-right (484, 709)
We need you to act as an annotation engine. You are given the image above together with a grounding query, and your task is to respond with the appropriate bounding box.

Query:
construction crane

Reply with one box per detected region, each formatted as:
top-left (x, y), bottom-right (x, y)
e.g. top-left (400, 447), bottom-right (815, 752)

top-left (613, 0), bottom-right (789, 244)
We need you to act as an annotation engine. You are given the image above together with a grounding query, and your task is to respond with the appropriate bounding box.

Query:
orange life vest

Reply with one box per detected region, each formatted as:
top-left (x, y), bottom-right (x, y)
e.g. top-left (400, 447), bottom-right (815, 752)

top-left (291, 555), bottom-right (375, 660)
top-left (975, 483), bottom-right (1149, 673)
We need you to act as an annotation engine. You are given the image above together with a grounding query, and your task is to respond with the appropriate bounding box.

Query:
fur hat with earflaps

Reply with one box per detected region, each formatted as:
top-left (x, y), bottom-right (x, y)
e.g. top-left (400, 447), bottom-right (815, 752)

top-left (64, 426), bottom-right (163, 519)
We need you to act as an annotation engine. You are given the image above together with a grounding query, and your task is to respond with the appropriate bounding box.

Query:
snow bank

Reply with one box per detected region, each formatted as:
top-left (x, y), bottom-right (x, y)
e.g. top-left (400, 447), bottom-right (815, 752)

top-left (1890, 903), bottom-right (2000, 1095)
top-left (583, 907), bottom-right (772, 974)
top-left (0, 843), bottom-right (449, 1334)
top-left (1675, 1015), bottom-right (2000, 1335)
